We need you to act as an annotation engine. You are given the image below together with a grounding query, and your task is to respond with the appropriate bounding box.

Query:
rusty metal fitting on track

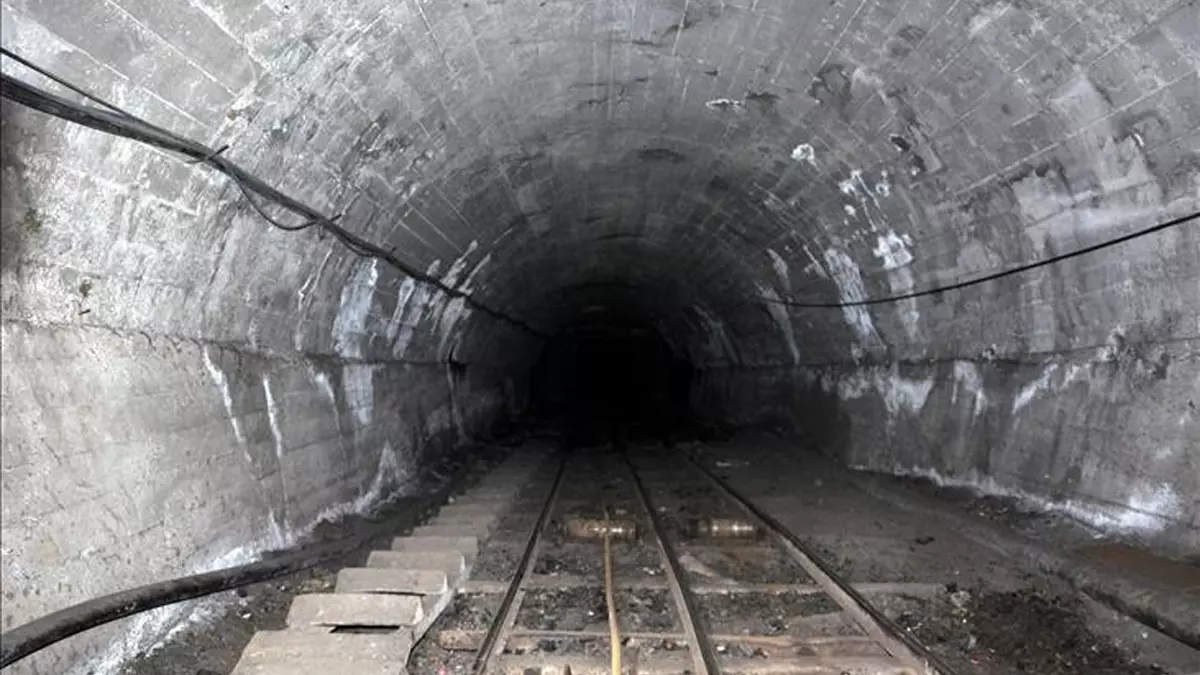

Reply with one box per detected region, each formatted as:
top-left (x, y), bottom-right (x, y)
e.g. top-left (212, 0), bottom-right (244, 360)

top-left (690, 518), bottom-right (761, 539)
top-left (562, 517), bottom-right (638, 540)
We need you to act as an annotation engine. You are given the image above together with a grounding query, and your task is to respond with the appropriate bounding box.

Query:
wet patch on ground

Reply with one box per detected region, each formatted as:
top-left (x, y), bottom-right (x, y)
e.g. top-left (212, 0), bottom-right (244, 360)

top-left (889, 586), bottom-right (1172, 675)
top-left (679, 542), bottom-right (812, 584)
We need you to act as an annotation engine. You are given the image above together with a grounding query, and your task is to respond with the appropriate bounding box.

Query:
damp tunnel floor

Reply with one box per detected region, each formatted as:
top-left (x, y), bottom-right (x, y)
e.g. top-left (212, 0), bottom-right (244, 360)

top-left (109, 429), bottom-right (1200, 675)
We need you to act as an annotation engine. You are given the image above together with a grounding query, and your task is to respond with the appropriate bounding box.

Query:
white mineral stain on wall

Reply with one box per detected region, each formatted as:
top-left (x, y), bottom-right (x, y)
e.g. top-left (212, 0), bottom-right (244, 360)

top-left (443, 241), bottom-right (480, 287)
top-left (1012, 362), bottom-right (1059, 415)
top-left (437, 297), bottom-right (468, 359)
top-left (790, 143), bottom-right (817, 167)
top-left (437, 250), bottom-right (489, 359)
top-left (705, 97), bottom-right (746, 110)
top-left (357, 443), bottom-right (407, 511)
top-left (822, 248), bottom-right (885, 360)
top-left (342, 363), bottom-right (377, 427)
top-left (261, 374), bottom-right (291, 545)
top-left (294, 249), bottom-right (334, 350)
top-left (875, 170), bottom-right (892, 197)
top-left (864, 465), bottom-right (1183, 536)
top-left (307, 441), bottom-right (414, 533)
top-left (877, 369), bottom-right (934, 419)
top-left (461, 252), bottom-right (491, 293)
top-left (838, 168), bottom-right (893, 232)
top-left (309, 364), bottom-right (338, 409)
top-left (872, 229), bottom-right (921, 342)
top-left (969, 2), bottom-right (1011, 37)
top-left (262, 375), bottom-right (286, 471)
top-left (201, 347), bottom-right (246, 447)
top-left (428, 243), bottom-right (482, 359)
top-left (1117, 484), bottom-right (1183, 532)
top-left (872, 230), bottom-right (913, 268)
top-left (951, 361), bottom-right (989, 419)
top-left (800, 244), bottom-right (828, 279)
top-left (756, 283), bottom-right (801, 365)
top-left (766, 248), bottom-right (790, 289)
top-left (692, 304), bottom-right (738, 364)
top-left (820, 364), bottom-right (933, 420)
top-left (331, 259), bottom-right (383, 427)
top-left (392, 260), bottom-right (441, 359)
top-left (386, 277), bottom-right (418, 345)
top-left (333, 258), bottom-right (379, 359)
top-left (1016, 77), bottom-right (1164, 267)
top-left (838, 170), bottom-right (861, 196)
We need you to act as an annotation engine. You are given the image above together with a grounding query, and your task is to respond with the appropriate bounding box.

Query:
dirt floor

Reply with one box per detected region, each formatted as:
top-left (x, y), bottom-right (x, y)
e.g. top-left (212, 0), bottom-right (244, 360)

top-left (695, 435), bottom-right (1200, 675)
top-left (697, 590), bottom-right (840, 636)
top-left (882, 585), bottom-right (1174, 675)
top-left (516, 586), bottom-right (680, 633)
top-left (102, 430), bottom-right (1199, 675)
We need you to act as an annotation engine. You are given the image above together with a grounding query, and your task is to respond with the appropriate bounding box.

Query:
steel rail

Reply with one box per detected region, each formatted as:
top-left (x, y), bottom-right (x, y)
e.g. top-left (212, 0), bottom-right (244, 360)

top-left (622, 452), bottom-right (720, 675)
top-left (685, 453), bottom-right (960, 675)
top-left (471, 455), bottom-right (569, 674)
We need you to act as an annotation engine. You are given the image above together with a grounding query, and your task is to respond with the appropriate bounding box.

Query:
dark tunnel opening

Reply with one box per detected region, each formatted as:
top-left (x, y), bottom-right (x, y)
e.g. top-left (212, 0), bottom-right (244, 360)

top-left (528, 309), bottom-right (694, 449)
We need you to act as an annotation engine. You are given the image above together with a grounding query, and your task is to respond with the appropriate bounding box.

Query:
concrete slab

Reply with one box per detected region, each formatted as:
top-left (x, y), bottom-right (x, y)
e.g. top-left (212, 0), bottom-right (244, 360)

top-left (286, 593), bottom-right (424, 629)
top-left (335, 568), bottom-right (448, 595)
top-left (231, 630), bottom-right (412, 674)
top-left (365, 549), bottom-right (467, 585)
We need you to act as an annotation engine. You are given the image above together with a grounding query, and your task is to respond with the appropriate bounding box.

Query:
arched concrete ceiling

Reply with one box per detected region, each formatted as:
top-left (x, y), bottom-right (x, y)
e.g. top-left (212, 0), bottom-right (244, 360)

top-left (6, 0), bottom-right (1194, 372)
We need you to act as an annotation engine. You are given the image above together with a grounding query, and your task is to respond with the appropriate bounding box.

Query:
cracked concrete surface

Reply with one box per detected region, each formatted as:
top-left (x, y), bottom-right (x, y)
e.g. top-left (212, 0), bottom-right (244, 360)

top-left (0, 0), bottom-right (1198, 672)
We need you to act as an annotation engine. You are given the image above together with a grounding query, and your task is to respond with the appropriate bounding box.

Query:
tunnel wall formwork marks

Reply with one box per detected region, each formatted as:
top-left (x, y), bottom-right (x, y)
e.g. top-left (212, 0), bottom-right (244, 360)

top-left (0, 0), bottom-right (525, 671)
top-left (687, 49), bottom-right (1200, 555)
top-left (0, 18), bottom-right (516, 670)
top-left (694, 346), bottom-right (1200, 556)
top-left (0, 328), bottom-right (511, 675)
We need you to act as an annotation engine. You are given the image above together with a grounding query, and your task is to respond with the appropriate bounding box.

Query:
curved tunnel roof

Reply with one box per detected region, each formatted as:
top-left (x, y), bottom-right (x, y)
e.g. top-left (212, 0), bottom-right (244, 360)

top-left (5, 0), bottom-right (1195, 374)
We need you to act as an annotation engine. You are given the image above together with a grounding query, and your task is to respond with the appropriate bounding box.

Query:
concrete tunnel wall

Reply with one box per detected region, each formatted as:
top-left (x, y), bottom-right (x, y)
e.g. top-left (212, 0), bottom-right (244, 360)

top-left (0, 0), bottom-right (1198, 671)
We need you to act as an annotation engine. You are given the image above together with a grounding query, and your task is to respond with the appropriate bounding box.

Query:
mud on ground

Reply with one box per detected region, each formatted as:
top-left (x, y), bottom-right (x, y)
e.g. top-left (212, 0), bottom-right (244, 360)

top-left (895, 586), bottom-right (1171, 675)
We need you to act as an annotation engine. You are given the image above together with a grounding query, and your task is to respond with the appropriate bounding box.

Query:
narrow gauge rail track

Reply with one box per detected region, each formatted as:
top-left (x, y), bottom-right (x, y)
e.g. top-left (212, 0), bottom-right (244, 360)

top-left (444, 447), bottom-right (953, 675)
top-left (224, 443), bottom-right (955, 674)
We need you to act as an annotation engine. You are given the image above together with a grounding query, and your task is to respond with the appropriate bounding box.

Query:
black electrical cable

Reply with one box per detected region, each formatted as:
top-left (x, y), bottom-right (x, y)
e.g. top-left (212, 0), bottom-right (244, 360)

top-left (0, 46), bottom-right (136, 119)
top-left (0, 56), bottom-right (547, 339)
top-left (769, 211), bottom-right (1198, 308)
top-left (231, 173), bottom-right (326, 232)
top-left (0, 454), bottom-right (482, 668)
top-left (7, 48), bottom-right (1191, 317)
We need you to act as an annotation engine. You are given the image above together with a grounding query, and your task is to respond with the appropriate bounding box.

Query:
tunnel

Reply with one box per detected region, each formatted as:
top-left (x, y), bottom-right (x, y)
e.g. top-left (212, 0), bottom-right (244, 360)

top-left (1, 0), bottom-right (1198, 672)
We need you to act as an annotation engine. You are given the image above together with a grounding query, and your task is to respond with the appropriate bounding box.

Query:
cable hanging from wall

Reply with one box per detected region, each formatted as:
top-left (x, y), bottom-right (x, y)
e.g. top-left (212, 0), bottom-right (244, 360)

top-left (2, 48), bottom-right (1196, 319)
top-left (0, 47), bottom-right (547, 338)
top-left (770, 208), bottom-right (1198, 308)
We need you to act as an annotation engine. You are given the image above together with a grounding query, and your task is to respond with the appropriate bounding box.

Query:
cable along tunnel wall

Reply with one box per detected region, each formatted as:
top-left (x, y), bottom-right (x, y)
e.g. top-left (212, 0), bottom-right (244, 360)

top-left (2, 0), bottom-right (1200, 673)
